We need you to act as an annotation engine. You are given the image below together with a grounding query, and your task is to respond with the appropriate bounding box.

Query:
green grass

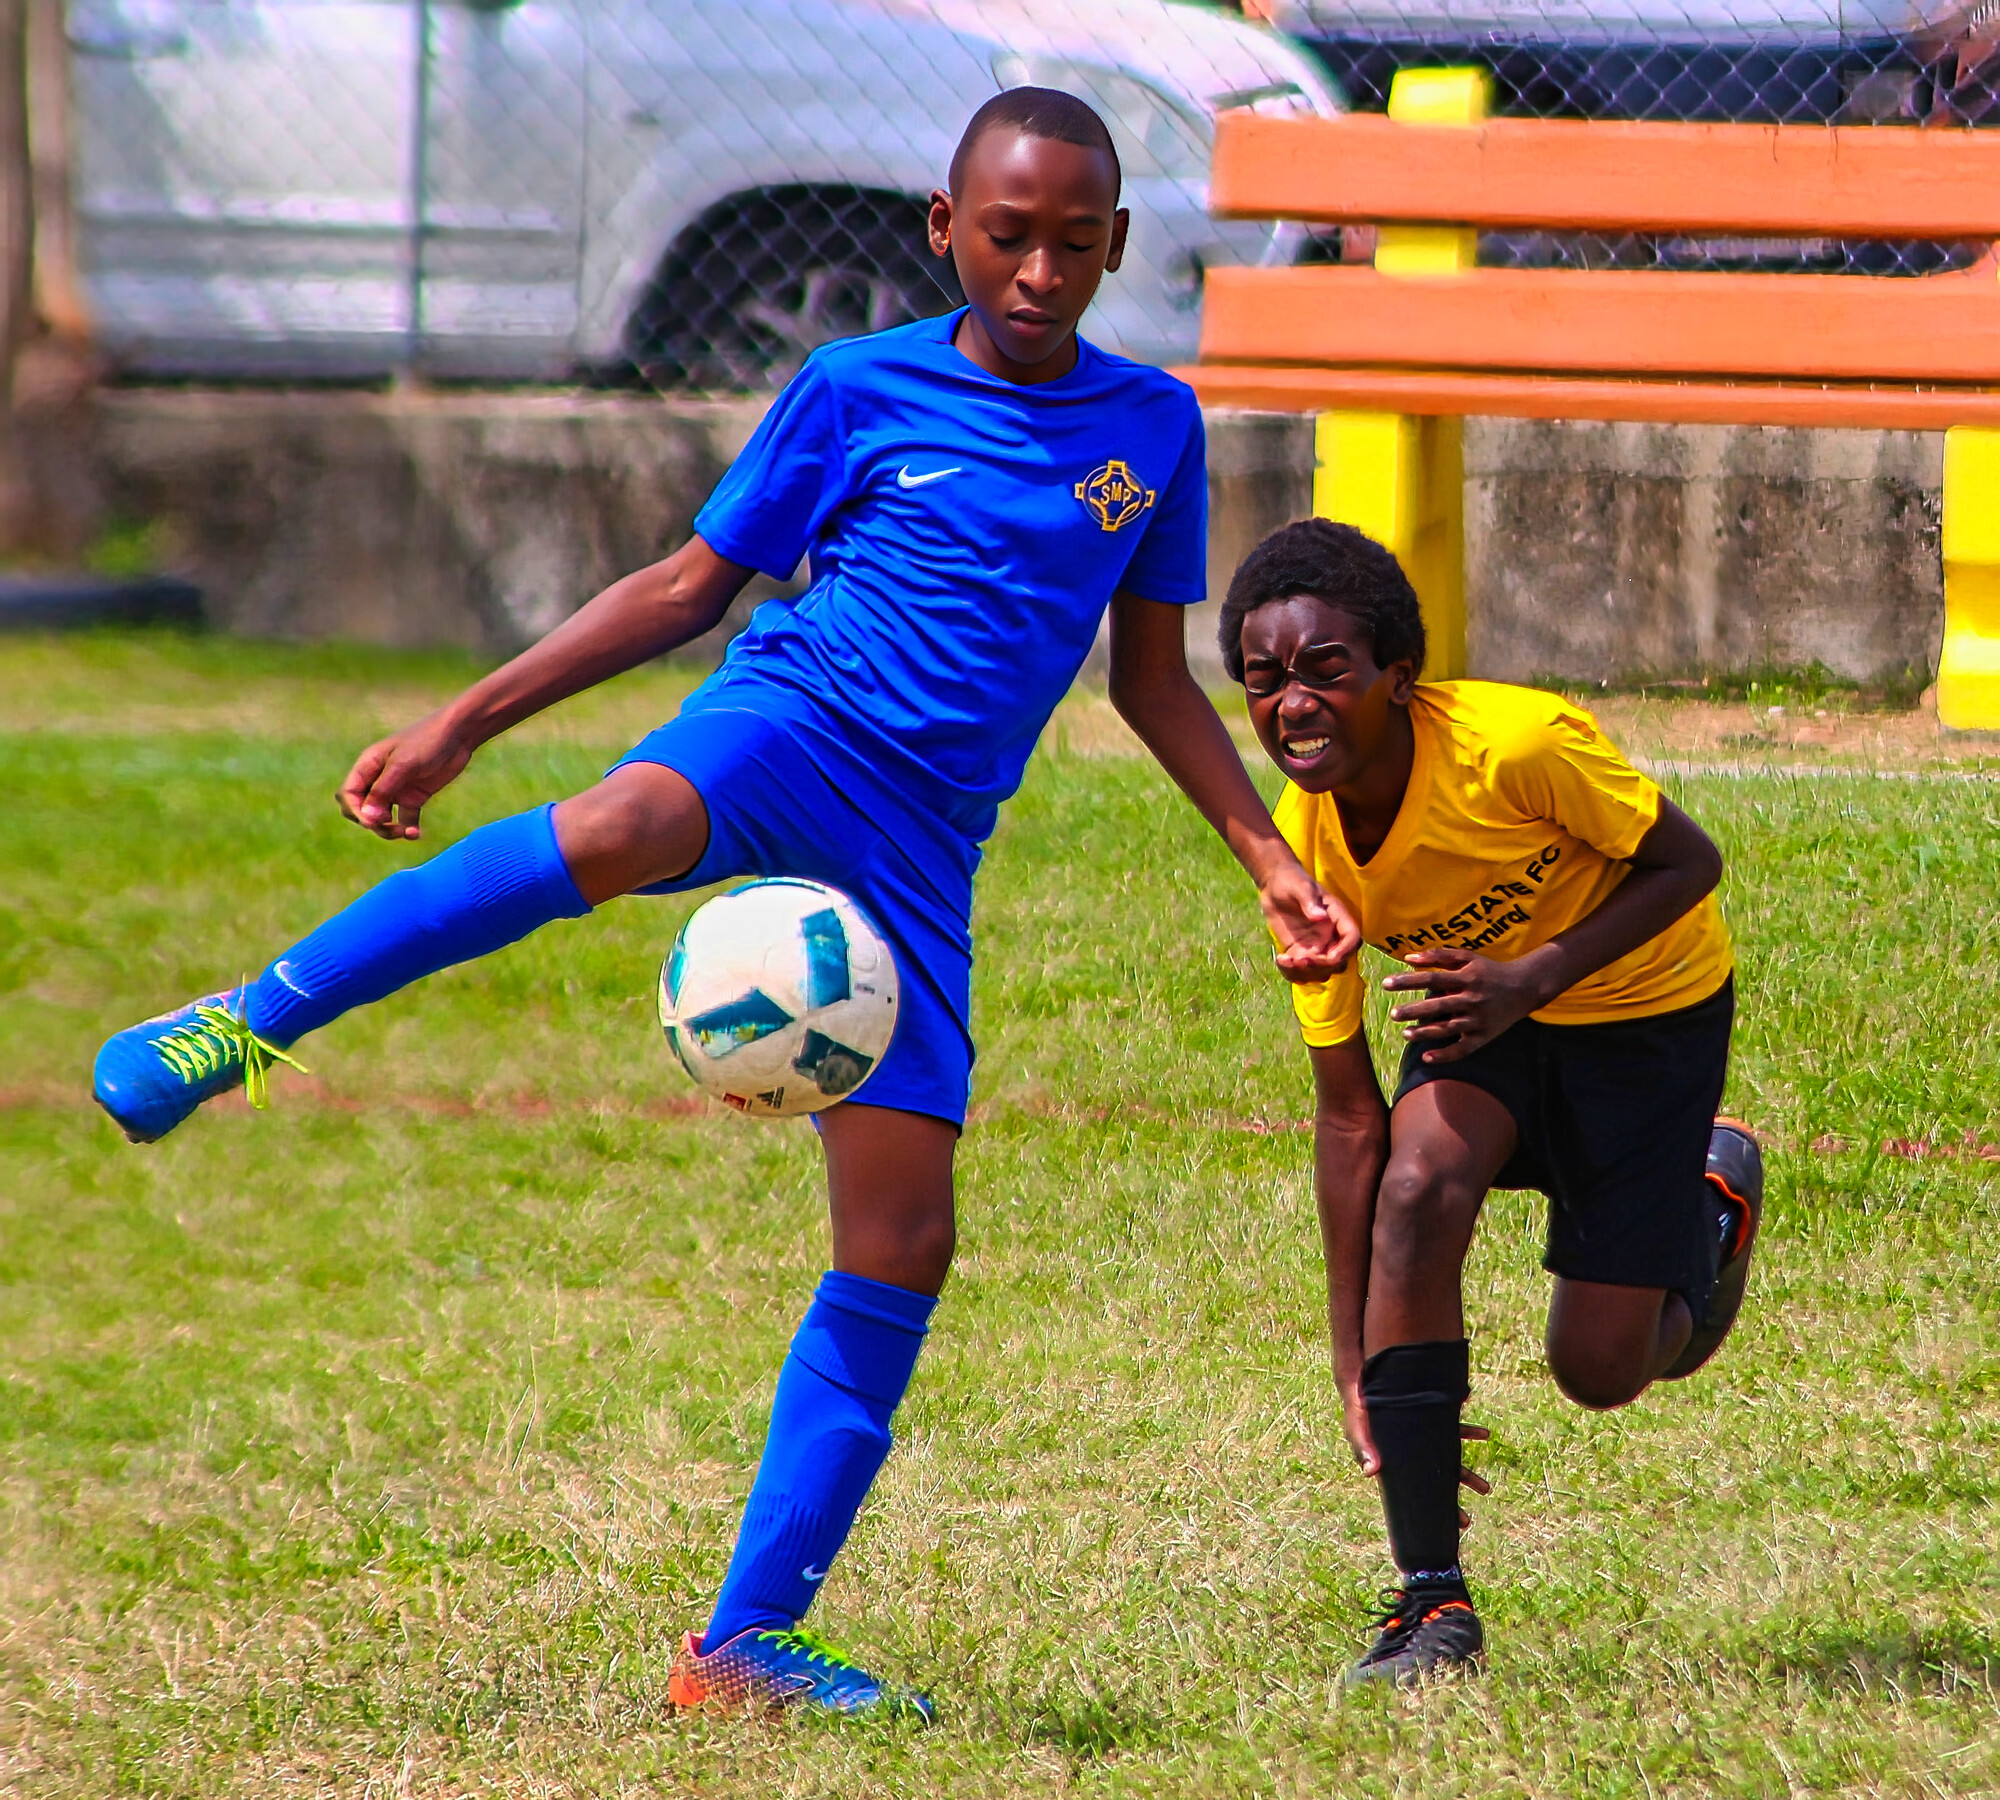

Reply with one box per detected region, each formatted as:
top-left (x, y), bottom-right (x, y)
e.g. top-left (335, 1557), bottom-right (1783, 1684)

top-left (1, 633), bottom-right (1995, 1796)
top-left (1553, 665), bottom-right (1934, 712)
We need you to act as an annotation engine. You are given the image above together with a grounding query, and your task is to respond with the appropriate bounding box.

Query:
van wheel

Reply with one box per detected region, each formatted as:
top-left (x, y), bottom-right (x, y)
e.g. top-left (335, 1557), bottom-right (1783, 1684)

top-left (626, 186), bottom-right (962, 391)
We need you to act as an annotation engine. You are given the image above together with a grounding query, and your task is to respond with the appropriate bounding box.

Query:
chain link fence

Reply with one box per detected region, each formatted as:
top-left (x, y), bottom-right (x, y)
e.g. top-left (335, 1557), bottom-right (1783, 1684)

top-left (1270, 0), bottom-right (1998, 276)
top-left (61, 0), bottom-right (1332, 390)
top-left (53, 0), bottom-right (2000, 392)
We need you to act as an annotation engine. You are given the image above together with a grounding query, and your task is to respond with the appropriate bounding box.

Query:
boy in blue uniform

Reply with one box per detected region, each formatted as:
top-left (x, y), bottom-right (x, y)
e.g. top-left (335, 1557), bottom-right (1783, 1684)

top-left (93, 91), bottom-right (1355, 1718)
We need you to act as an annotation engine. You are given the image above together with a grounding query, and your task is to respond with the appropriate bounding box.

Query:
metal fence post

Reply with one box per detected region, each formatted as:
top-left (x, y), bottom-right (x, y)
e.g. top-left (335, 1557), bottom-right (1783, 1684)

top-left (401, 0), bottom-right (434, 381)
top-left (1940, 426), bottom-right (2000, 731)
top-left (1309, 66), bottom-right (1487, 682)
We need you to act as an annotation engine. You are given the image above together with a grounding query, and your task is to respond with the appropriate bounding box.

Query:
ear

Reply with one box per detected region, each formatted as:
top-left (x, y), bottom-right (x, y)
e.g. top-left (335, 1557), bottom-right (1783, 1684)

top-left (1104, 206), bottom-right (1130, 273)
top-left (1385, 657), bottom-right (1419, 704)
top-left (928, 188), bottom-right (953, 258)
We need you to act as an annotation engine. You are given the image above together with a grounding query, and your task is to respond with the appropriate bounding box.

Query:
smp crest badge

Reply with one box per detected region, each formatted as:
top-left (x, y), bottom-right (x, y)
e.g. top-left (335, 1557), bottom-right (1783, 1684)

top-left (1074, 460), bottom-right (1157, 533)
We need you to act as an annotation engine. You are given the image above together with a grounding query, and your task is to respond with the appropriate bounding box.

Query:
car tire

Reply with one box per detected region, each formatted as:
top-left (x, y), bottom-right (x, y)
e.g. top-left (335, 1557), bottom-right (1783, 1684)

top-left (626, 185), bottom-right (963, 392)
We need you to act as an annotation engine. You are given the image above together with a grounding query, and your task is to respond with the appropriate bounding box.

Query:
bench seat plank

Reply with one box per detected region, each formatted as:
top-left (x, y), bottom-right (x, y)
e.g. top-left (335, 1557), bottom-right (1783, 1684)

top-left (1199, 261), bottom-right (2000, 384)
top-left (1211, 112), bottom-right (2000, 239)
top-left (1173, 363), bottom-right (2000, 430)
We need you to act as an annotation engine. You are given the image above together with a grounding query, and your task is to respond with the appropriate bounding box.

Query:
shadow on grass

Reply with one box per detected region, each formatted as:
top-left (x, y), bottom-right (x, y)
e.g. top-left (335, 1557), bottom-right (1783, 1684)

top-left (1755, 1619), bottom-right (2000, 1693)
top-left (1020, 1691), bottom-right (1178, 1757)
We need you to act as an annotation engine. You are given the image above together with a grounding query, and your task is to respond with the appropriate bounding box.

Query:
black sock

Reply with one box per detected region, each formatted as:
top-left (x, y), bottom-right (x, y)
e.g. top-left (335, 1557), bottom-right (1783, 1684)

top-left (1362, 1338), bottom-right (1471, 1588)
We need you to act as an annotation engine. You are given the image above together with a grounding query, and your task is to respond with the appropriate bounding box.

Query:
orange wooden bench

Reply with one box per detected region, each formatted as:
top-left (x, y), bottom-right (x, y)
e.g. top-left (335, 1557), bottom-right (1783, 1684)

top-left (1175, 75), bottom-right (2000, 724)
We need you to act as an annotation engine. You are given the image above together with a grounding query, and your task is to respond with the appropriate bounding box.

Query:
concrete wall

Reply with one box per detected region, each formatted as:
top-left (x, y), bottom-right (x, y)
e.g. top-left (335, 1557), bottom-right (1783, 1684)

top-left (91, 389), bottom-right (789, 658)
top-left (1188, 410), bottom-right (1314, 679)
top-left (1463, 419), bottom-right (1943, 686)
top-left (74, 391), bottom-right (1946, 684)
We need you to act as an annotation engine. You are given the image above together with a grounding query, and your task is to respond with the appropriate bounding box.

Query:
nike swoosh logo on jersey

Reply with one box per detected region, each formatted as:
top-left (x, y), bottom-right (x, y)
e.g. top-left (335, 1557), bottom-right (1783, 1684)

top-left (802, 1564), bottom-right (829, 1582)
top-left (896, 465), bottom-right (961, 489)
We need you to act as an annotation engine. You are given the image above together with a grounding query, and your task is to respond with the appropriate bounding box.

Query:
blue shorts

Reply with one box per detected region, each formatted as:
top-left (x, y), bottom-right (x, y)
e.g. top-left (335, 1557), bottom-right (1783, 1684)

top-left (611, 696), bottom-right (980, 1127)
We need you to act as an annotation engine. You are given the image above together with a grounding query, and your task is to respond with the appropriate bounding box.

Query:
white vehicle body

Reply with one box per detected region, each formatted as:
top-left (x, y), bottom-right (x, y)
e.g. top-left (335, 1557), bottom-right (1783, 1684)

top-left (1272, 0), bottom-right (1923, 49)
top-left (1272, 0), bottom-right (1972, 130)
top-left (67, 0), bottom-right (1340, 381)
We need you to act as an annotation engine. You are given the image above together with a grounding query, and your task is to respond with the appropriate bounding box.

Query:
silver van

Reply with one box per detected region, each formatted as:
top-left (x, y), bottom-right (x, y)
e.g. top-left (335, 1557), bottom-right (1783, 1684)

top-left (68, 0), bottom-right (1340, 384)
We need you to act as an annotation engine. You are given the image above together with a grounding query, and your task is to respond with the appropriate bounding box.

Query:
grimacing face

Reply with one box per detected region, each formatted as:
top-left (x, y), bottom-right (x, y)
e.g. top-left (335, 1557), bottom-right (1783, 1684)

top-left (1239, 595), bottom-right (1417, 794)
top-left (928, 126), bottom-right (1126, 378)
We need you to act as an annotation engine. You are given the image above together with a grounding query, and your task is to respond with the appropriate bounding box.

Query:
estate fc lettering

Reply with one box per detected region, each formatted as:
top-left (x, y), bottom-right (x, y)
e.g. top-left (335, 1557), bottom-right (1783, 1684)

top-left (1075, 459), bottom-right (1156, 532)
top-left (1382, 844), bottom-right (1564, 957)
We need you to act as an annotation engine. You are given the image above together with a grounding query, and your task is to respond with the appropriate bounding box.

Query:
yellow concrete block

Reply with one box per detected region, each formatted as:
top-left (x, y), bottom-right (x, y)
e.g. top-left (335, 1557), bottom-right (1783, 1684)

top-left (1943, 426), bottom-right (2000, 567)
top-left (1313, 411), bottom-right (1466, 680)
top-left (1385, 66), bottom-right (1492, 125)
top-left (1374, 224), bottom-right (1481, 277)
top-left (1935, 658), bottom-right (1997, 733)
top-left (1940, 567), bottom-right (2000, 730)
top-left (1376, 69), bottom-right (1488, 280)
top-left (1314, 412), bottom-right (1416, 549)
top-left (1413, 415), bottom-right (1467, 681)
top-left (1312, 67), bottom-right (1484, 681)
top-left (1940, 427), bottom-right (2000, 730)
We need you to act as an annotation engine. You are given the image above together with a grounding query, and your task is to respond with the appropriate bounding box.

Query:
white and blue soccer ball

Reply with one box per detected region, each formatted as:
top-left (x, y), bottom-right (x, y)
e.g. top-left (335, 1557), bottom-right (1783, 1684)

top-left (659, 878), bottom-right (898, 1117)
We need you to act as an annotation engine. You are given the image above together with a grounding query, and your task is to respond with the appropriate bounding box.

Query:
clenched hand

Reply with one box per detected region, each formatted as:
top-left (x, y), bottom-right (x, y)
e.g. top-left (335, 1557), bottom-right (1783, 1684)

top-left (1262, 857), bottom-right (1363, 984)
top-left (336, 708), bottom-right (479, 841)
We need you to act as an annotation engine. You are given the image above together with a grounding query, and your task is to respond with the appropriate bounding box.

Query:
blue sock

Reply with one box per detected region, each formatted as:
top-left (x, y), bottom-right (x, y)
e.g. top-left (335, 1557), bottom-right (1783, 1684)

top-left (704, 1271), bottom-right (937, 1648)
top-left (243, 805), bottom-right (591, 1045)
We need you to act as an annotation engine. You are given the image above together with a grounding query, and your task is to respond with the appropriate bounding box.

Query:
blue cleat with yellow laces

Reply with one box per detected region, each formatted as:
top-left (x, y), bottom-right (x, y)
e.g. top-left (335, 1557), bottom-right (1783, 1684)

top-left (92, 988), bottom-right (306, 1143)
top-left (667, 1624), bottom-right (935, 1722)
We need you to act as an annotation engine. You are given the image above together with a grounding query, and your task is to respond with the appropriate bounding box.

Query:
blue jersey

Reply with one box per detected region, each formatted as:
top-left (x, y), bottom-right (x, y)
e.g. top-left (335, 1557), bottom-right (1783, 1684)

top-left (689, 309), bottom-right (1208, 843)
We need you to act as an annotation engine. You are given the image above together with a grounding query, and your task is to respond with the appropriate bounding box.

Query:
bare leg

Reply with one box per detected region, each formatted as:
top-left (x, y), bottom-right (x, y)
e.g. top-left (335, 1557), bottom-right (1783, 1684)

top-left (1348, 1079), bottom-right (1516, 1604)
top-left (818, 1103), bottom-right (959, 1294)
top-left (1364, 1080), bottom-right (1518, 1356)
top-left (1545, 1280), bottom-right (1692, 1410)
top-left (552, 762), bottom-right (713, 904)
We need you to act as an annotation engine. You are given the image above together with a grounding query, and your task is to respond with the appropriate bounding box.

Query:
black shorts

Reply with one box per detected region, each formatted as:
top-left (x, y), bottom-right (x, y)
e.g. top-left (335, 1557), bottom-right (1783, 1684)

top-left (1394, 975), bottom-right (1735, 1317)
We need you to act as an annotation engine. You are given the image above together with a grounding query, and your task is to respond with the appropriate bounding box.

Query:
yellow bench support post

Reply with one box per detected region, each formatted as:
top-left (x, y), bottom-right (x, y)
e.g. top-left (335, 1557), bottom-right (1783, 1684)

top-left (1314, 412), bottom-right (1465, 679)
top-left (1310, 67), bottom-right (1488, 681)
top-left (1940, 427), bottom-right (2000, 731)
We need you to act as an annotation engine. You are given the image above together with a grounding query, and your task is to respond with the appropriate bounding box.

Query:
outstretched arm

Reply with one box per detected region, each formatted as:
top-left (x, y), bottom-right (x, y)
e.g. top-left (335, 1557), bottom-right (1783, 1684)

top-left (338, 537), bottom-right (753, 840)
top-left (1107, 591), bottom-right (1360, 978)
top-left (1310, 1035), bottom-right (1391, 1473)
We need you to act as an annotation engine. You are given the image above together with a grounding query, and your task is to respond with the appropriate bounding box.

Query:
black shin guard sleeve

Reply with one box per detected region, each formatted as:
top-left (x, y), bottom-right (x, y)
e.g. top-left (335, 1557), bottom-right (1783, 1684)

top-left (1361, 1338), bottom-right (1471, 1577)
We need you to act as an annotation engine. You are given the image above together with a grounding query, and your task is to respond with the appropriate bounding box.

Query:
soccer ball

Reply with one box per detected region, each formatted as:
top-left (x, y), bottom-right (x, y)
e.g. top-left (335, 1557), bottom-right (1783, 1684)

top-left (658, 879), bottom-right (898, 1117)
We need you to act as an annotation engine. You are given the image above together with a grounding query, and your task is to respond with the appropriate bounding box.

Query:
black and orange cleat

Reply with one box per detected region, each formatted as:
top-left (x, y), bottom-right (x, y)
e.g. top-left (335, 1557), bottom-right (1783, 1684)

top-left (1346, 1581), bottom-right (1485, 1688)
top-left (1665, 1118), bottom-right (1764, 1380)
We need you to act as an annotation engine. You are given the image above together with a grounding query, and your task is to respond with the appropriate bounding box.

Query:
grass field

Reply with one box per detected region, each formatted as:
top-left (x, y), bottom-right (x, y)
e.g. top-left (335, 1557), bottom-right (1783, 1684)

top-left (1, 633), bottom-right (1996, 1798)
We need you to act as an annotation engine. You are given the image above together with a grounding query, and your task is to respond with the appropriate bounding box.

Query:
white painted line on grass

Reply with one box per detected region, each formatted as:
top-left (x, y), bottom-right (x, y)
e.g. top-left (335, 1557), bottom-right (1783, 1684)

top-left (1638, 759), bottom-right (2000, 783)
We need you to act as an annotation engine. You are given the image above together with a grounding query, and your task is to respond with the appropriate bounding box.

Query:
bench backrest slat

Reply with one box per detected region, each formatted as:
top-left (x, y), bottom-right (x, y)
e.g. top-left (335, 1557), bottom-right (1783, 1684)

top-left (1199, 261), bottom-right (2000, 384)
top-left (1212, 112), bottom-right (2000, 239)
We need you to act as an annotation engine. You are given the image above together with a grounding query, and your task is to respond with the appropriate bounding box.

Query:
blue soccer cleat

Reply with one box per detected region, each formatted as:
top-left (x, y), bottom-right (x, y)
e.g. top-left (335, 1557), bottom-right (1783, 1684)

top-left (93, 988), bottom-right (306, 1143)
top-left (667, 1624), bottom-right (935, 1722)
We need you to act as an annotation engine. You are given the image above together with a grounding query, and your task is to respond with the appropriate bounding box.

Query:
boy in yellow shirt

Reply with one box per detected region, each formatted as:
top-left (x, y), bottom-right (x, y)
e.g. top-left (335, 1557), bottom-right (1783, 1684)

top-left (1225, 519), bottom-right (1761, 1686)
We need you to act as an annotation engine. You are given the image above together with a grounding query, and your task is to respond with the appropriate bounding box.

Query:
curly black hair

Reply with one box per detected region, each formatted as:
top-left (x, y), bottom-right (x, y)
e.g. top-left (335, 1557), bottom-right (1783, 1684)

top-left (1217, 518), bottom-right (1426, 682)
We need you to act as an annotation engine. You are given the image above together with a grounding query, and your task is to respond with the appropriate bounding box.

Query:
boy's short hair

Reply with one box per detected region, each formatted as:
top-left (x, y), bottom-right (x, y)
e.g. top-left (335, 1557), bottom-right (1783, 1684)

top-left (949, 88), bottom-right (1121, 202)
top-left (1218, 518), bottom-right (1427, 682)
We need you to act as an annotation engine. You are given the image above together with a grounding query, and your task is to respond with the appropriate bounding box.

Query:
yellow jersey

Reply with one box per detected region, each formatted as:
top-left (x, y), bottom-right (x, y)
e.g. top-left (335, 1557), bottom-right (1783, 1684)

top-left (1273, 681), bottom-right (1733, 1047)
